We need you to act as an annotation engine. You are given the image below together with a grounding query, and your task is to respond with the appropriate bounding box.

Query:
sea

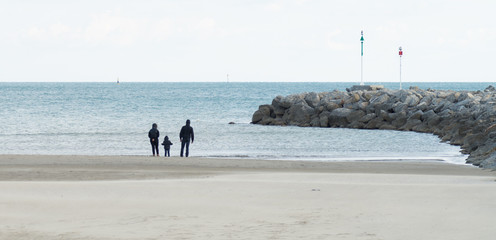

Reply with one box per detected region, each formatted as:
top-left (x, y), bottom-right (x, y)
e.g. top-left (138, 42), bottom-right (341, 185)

top-left (1, 82), bottom-right (493, 164)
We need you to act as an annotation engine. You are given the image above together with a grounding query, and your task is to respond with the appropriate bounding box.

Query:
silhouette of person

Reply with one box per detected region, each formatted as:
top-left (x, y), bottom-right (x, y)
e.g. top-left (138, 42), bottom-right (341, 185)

top-left (161, 135), bottom-right (173, 157)
top-left (179, 119), bottom-right (194, 157)
top-left (148, 123), bottom-right (160, 156)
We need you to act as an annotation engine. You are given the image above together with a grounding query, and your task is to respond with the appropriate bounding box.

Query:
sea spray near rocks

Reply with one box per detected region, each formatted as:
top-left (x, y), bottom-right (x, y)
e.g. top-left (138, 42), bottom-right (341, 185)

top-left (252, 85), bottom-right (496, 169)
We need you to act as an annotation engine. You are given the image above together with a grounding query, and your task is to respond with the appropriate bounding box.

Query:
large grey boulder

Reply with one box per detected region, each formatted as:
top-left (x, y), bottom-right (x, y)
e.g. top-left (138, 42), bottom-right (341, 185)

top-left (287, 102), bottom-right (315, 126)
top-left (346, 110), bottom-right (366, 123)
top-left (319, 111), bottom-right (332, 127)
top-left (279, 94), bottom-right (305, 108)
top-left (404, 95), bottom-right (420, 107)
top-left (304, 92), bottom-right (320, 108)
top-left (328, 108), bottom-right (353, 127)
top-left (252, 105), bottom-right (273, 124)
top-left (359, 113), bottom-right (377, 123)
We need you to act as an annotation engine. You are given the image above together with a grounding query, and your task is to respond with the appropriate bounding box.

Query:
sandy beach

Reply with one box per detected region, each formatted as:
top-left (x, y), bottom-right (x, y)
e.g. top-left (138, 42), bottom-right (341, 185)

top-left (0, 155), bottom-right (495, 240)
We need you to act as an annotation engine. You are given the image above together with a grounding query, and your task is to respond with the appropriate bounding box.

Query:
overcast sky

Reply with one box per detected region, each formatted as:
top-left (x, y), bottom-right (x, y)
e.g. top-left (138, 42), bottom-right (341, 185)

top-left (0, 0), bottom-right (495, 82)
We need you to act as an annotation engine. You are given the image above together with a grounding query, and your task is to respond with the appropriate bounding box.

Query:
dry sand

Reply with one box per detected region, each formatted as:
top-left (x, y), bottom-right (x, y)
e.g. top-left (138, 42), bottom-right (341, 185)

top-left (0, 155), bottom-right (495, 240)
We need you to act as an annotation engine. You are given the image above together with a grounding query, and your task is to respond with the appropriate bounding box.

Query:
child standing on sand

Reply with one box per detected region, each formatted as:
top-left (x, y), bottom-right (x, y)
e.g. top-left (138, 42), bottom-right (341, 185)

top-left (161, 136), bottom-right (173, 157)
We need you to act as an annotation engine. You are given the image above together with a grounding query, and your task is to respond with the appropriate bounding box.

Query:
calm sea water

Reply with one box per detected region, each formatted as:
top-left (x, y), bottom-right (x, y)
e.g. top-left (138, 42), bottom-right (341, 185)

top-left (1, 82), bottom-right (492, 164)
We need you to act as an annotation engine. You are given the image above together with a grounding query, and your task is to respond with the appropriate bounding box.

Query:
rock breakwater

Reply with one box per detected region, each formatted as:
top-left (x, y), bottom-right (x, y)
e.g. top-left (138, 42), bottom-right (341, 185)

top-left (252, 85), bottom-right (496, 169)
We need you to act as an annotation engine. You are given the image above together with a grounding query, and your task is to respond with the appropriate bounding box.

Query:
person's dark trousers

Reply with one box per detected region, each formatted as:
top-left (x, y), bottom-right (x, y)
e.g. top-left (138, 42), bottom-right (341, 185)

top-left (164, 149), bottom-right (170, 157)
top-left (150, 139), bottom-right (159, 156)
top-left (180, 141), bottom-right (190, 157)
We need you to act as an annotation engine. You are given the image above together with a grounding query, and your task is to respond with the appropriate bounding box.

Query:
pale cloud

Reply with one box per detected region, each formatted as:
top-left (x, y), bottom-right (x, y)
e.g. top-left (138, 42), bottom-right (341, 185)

top-left (148, 18), bottom-right (173, 42)
top-left (327, 41), bottom-right (351, 51)
top-left (264, 0), bottom-right (311, 11)
top-left (24, 23), bottom-right (77, 42)
top-left (294, 0), bottom-right (311, 5)
top-left (17, 11), bottom-right (226, 46)
top-left (25, 26), bottom-right (47, 40)
top-left (437, 27), bottom-right (496, 47)
top-left (375, 23), bottom-right (409, 36)
top-left (191, 18), bottom-right (217, 38)
top-left (264, 2), bottom-right (282, 12)
top-left (84, 11), bottom-right (143, 46)
top-left (18, 11), bottom-right (144, 46)
top-left (465, 27), bottom-right (496, 44)
top-left (326, 30), bottom-right (352, 51)
top-left (49, 23), bottom-right (72, 38)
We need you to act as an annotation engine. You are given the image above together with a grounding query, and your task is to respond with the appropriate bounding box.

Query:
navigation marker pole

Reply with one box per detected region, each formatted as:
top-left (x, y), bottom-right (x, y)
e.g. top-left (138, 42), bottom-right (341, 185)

top-left (360, 30), bottom-right (364, 85)
top-left (399, 46), bottom-right (403, 90)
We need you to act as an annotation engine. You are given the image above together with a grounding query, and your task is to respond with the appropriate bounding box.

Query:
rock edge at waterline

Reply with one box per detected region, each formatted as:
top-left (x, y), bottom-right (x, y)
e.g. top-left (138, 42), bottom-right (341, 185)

top-left (252, 85), bottom-right (496, 169)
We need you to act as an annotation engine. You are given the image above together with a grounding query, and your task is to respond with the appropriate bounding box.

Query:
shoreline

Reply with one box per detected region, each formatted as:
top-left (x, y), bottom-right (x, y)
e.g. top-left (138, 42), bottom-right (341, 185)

top-left (0, 154), bottom-right (493, 181)
top-left (1, 154), bottom-right (495, 240)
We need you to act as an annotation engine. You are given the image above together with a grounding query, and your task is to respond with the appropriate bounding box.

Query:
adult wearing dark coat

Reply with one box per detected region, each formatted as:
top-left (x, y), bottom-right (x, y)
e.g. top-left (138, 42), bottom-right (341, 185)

top-left (179, 119), bottom-right (194, 157)
top-left (148, 123), bottom-right (160, 156)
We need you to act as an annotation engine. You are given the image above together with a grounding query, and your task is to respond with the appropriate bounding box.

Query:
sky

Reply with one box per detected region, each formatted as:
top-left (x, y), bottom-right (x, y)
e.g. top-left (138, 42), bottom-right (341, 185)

top-left (0, 0), bottom-right (495, 82)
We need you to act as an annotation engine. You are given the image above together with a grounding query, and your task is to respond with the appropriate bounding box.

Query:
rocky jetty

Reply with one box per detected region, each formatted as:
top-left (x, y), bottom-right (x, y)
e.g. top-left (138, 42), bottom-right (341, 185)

top-left (252, 85), bottom-right (496, 169)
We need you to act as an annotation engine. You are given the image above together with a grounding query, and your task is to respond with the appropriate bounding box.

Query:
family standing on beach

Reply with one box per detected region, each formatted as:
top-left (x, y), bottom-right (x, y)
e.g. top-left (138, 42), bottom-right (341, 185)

top-left (148, 120), bottom-right (194, 157)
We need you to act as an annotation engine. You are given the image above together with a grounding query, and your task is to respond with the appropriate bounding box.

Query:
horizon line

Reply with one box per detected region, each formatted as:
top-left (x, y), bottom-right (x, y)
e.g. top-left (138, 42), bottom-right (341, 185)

top-left (1, 80), bottom-right (495, 83)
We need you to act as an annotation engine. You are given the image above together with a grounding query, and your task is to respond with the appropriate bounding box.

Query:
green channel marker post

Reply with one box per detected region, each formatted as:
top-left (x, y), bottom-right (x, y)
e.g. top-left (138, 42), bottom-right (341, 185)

top-left (360, 30), bottom-right (364, 86)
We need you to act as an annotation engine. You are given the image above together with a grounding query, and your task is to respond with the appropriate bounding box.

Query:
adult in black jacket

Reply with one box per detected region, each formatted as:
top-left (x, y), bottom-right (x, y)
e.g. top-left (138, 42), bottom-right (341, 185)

top-left (148, 123), bottom-right (160, 156)
top-left (179, 119), bottom-right (194, 157)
